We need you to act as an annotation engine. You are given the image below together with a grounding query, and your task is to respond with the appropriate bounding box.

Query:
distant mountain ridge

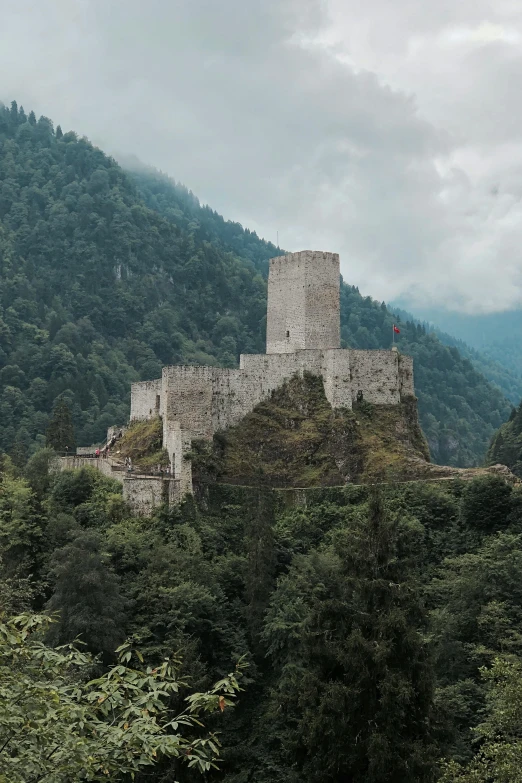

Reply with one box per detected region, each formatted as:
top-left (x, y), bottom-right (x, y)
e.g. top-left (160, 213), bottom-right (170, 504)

top-left (0, 100), bottom-right (512, 467)
top-left (392, 303), bottom-right (522, 379)
top-left (392, 306), bottom-right (522, 405)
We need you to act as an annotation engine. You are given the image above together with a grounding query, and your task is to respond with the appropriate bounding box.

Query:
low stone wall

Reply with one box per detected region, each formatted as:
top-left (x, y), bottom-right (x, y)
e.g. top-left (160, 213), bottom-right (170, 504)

top-left (57, 455), bottom-right (121, 482)
top-left (122, 476), bottom-right (179, 516)
top-left (76, 446), bottom-right (99, 456)
top-left (130, 379), bottom-right (162, 420)
top-left (57, 456), bottom-right (182, 516)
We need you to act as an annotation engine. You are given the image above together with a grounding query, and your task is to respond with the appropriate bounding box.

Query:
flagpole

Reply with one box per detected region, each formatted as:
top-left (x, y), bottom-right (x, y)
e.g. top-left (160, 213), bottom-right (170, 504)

top-left (392, 323), bottom-right (395, 347)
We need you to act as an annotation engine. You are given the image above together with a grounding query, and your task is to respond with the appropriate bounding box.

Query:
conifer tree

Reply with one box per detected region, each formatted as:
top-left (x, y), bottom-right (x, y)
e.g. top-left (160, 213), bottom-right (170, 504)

top-left (46, 530), bottom-right (126, 659)
top-left (261, 490), bottom-right (435, 782)
top-left (244, 488), bottom-right (276, 651)
top-left (46, 397), bottom-right (76, 452)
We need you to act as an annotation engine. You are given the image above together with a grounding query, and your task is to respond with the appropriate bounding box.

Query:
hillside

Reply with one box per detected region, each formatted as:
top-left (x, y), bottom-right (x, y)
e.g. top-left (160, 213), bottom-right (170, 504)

top-left (4, 446), bottom-right (522, 781)
top-left (394, 303), bottom-right (522, 379)
top-left (392, 305), bottom-right (522, 405)
top-left (0, 100), bottom-right (512, 467)
top-left (191, 372), bottom-right (430, 489)
top-left (487, 402), bottom-right (522, 477)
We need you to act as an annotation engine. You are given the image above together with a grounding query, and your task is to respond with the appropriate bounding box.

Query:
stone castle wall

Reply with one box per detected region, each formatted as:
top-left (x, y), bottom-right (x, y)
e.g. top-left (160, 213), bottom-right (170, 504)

top-left (163, 366), bottom-right (215, 438)
top-left (132, 348), bottom-right (413, 455)
top-left (398, 354), bottom-right (415, 397)
top-left (304, 252), bottom-right (340, 351)
top-left (350, 350), bottom-right (401, 405)
top-left (122, 476), bottom-right (178, 516)
top-left (130, 379), bottom-right (162, 420)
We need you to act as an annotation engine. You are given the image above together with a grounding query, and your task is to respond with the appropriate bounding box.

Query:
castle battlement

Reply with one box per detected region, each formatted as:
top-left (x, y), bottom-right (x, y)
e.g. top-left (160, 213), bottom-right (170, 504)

top-left (129, 250), bottom-right (415, 501)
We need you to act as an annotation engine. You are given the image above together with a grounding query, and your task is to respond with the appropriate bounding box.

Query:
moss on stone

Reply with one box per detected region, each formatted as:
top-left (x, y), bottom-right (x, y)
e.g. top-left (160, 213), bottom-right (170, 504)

top-left (117, 417), bottom-right (169, 471)
top-left (192, 372), bottom-right (431, 489)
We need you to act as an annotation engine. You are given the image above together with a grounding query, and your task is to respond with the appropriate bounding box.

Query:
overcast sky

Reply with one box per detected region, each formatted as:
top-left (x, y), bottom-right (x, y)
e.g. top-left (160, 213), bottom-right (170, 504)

top-left (2, 0), bottom-right (522, 313)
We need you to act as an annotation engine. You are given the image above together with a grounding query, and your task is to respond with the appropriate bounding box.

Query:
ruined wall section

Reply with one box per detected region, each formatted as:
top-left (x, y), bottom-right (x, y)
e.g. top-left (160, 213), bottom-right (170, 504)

top-left (398, 354), bottom-right (415, 397)
top-left (211, 369), bottom-right (248, 432)
top-left (122, 476), bottom-right (168, 517)
top-left (130, 379), bottom-right (162, 420)
top-left (349, 350), bottom-right (401, 405)
top-left (321, 350), bottom-right (353, 409)
top-left (163, 419), bottom-right (193, 495)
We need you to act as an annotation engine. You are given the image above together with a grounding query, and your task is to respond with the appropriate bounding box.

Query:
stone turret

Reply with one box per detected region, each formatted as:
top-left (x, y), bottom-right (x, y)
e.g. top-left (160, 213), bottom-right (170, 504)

top-left (266, 250), bottom-right (340, 354)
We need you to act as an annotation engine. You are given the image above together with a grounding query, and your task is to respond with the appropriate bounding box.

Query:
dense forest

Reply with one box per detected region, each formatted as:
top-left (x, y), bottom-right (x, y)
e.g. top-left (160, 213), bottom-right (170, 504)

top-left (0, 100), bottom-right (513, 469)
top-left (487, 400), bottom-right (522, 477)
top-left (394, 304), bottom-right (522, 378)
top-left (393, 306), bottom-right (522, 406)
top-left (3, 450), bottom-right (522, 781)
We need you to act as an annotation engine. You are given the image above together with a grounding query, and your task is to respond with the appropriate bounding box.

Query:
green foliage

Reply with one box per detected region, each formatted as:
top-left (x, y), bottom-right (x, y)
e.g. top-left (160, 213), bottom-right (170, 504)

top-left (258, 492), bottom-right (435, 783)
top-left (487, 400), bottom-right (522, 476)
top-left (45, 530), bottom-right (127, 658)
top-left (24, 446), bottom-right (56, 498)
top-left (46, 396), bottom-right (76, 452)
top-left (0, 464), bottom-right (40, 573)
top-left (440, 657), bottom-right (522, 783)
top-left (8, 451), bottom-right (522, 781)
top-left (459, 475), bottom-right (514, 533)
top-left (0, 613), bottom-right (242, 783)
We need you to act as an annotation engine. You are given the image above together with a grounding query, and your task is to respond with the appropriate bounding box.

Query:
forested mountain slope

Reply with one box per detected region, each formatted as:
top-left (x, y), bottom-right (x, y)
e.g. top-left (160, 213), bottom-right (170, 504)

top-left (487, 401), bottom-right (522, 476)
top-left (393, 305), bottom-right (522, 405)
top-left (394, 304), bottom-right (522, 377)
top-left (0, 100), bottom-right (511, 467)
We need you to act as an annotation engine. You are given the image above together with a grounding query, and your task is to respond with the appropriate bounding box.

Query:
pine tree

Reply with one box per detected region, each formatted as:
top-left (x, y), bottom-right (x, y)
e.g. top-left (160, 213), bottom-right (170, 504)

top-left (262, 490), bottom-right (435, 782)
top-left (46, 397), bottom-right (76, 452)
top-left (244, 488), bottom-right (276, 651)
top-left (46, 530), bottom-right (126, 659)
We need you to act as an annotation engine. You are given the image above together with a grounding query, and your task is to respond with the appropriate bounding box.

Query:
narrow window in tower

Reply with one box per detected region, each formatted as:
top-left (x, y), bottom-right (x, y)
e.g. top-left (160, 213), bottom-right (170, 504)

top-left (286, 330), bottom-right (290, 338)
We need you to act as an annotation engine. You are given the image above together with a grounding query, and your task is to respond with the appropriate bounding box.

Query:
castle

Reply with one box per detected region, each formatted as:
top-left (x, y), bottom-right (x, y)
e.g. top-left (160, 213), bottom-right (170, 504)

top-left (129, 250), bottom-right (415, 500)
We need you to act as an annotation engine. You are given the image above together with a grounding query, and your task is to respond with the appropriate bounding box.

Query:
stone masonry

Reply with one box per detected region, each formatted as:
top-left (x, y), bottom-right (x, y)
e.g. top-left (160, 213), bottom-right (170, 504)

top-left (128, 250), bottom-right (416, 502)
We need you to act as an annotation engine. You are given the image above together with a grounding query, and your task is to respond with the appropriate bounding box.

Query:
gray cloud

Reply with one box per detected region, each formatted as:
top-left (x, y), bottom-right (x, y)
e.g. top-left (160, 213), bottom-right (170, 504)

top-left (2, 0), bottom-right (522, 312)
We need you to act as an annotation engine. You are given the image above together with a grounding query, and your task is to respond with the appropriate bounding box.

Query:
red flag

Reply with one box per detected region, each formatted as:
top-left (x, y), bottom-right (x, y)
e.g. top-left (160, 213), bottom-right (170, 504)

top-left (393, 325), bottom-right (400, 334)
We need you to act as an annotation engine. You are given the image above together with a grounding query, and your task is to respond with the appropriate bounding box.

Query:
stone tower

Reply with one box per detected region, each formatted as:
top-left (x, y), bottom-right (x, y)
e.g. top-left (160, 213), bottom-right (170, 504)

top-left (266, 250), bottom-right (340, 354)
